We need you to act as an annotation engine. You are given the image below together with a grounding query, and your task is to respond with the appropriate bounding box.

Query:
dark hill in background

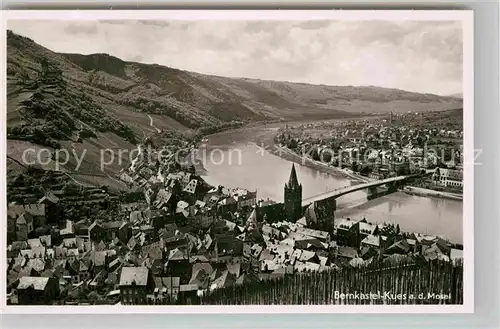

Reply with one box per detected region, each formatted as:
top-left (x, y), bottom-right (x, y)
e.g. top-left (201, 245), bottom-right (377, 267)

top-left (6, 30), bottom-right (462, 189)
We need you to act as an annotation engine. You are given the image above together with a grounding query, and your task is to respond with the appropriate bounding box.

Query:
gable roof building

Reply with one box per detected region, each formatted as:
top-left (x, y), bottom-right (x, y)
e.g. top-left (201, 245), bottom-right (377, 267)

top-left (119, 267), bottom-right (150, 287)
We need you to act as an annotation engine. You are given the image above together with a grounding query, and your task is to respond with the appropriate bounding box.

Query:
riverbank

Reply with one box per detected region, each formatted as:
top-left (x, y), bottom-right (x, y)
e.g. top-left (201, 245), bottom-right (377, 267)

top-left (403, 186), bottom-right (463, 201)
top-left (274, 146), bottom-right (463, 202)
top-left (273, 145), bottom-right (370, 183)
top-left (197, 120), bottom-right (464, 204)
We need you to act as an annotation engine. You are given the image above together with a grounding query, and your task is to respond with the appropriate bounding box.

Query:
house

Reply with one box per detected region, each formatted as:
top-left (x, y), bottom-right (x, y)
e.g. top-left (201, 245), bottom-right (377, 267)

top-left (232, 189), bottom-right (257, 210)
top-left (8, 204), bottom-right (46, 229)
top-left (37, 192), bottom-right (60, 224)
top-left (210, 270), bottom-right (236, 290)
top-left (89, 270), bottom-right (107, 290)
top-left (450, 248), bottom-right (463, 261)
top-left (60, 220), bottom-right (75, 238)
top-left (261, 225), bottom-right (282, 239)
top-left (335, 218), bottom-right (355, 246)
top-left (360, 246), bottom-right (379, 260)
top-left (193, 207), bottom-right (216, 229)
top-left (360, 234), bottom-right (381, 249)
top-left (295, 227), bottom-right (331, 243)
top-left (16, 276), bottom-right (59, 305)
top-left (385, 238), bottom-right (411, 256)
top-left (217, 196), bottom-right (238, 214)
top-left (256, 201), bottom-right (285, 223)
top-left (120, 202), bottom-right (148, 213)
top-left (302, 201), bottom-right (334, 230)
top-left (235, 272), bottom-right (260, 286)
top-left (213, 235), bottom-right (243, 259)
top-left (151, 276), bottom-right (181, 303)
top-left (129, 210), bottom-right (145, 224)
top-left (432, 168), bottom-right (463, 188)
top-left (68, 259), bottom-right (91, 284)
top-left (89, 221), bottom-right (131, 245)
top-left (90, 251), bottom-right (107, 273)
top-left (153, 189), bottom-right (174, 211)
top-left (165, 248), bottom-right (191, 279)
top-left (119, 267), bottom-right (155, 305)
top-left (183, 179), bottom-right (198, 195)
top-left (335, 246), bottom-right (358, 261)
top-left (178, 284), bottom-right (199, 304)
top-left (7, 217), bottom-right (17, 244)
top-left (349, 219), bottom-right (378, 248)
top-left (16, 213), bottom-right (34, 241)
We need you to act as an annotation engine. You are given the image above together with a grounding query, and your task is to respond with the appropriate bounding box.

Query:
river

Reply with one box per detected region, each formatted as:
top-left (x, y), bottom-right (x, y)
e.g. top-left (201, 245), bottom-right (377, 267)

top-left (196, 124), bottom-right (463, 244)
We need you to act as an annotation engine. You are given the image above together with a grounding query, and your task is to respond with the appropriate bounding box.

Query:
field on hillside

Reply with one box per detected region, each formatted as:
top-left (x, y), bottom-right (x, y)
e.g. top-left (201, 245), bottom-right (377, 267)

top-left (6, 30), bottom-right (463, 189)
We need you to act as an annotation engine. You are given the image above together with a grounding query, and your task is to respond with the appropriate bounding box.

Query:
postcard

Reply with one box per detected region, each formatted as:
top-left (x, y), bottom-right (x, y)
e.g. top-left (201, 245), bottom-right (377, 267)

top-left (1, 9), bottom-right (473, 313)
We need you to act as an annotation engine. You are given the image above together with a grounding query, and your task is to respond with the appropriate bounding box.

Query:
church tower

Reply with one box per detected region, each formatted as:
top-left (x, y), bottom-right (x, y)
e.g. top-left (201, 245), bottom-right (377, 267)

top-left (284, 164), bottom-right (302, 222)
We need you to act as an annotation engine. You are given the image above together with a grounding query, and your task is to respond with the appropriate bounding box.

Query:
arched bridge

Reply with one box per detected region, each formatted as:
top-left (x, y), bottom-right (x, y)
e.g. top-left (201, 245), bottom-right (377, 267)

top-left (302, 174), bottom-right (420, 207)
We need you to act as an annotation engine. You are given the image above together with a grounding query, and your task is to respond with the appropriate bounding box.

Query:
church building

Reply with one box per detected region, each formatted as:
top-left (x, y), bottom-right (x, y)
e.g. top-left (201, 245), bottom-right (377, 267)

top-left (284, 164), bottom-right (302, 222)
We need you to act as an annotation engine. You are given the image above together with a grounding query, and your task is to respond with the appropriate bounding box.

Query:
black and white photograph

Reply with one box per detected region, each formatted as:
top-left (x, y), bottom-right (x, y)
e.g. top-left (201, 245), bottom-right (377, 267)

top-left (2, 10), bottom-right (473, 312)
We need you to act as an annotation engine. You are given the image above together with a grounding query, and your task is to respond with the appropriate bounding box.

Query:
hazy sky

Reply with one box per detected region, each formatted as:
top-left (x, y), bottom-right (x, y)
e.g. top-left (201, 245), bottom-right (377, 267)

top-left (8, 20), bottom-right (463, 95)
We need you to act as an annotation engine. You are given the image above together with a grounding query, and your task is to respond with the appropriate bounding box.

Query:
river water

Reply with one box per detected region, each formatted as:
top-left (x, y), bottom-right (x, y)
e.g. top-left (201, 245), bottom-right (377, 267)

top-left (198, 124), bottom-right (463, 244)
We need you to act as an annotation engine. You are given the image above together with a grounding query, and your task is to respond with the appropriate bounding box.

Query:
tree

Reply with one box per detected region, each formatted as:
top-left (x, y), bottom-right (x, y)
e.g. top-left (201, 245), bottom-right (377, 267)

top-left (39, 57), bottom-right (49, 78)
top-left (360, 165), bottom-right (372, 176)
top-left (88, 291), bottom-right (102, 304)
top-left (351, 161), bottom-right (358, 173)
top-left (311, 149), bottom-right (320, 161)
top-left (62, 182), bottom-right (80, 196)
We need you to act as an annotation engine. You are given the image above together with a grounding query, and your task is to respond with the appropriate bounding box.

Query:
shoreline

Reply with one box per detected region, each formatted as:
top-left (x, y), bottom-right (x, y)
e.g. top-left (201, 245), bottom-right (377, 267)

top-left (197, 122), bottom-right (463, 202)
top-left (273, 146), bottom-right (463, 202)
top-left (402, 186), bottom-right (463, 201)
top-left (193, 123), bottom-right (463, 244)
top-left (273, 145), bottom-right (370, 183)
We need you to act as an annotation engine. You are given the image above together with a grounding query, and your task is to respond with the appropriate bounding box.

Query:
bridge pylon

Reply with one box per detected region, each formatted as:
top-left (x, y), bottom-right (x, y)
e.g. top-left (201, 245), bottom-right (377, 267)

top-left (387, 181), bottom-right (398, 193)
top-left (367, 186), bottom-right (378, 201)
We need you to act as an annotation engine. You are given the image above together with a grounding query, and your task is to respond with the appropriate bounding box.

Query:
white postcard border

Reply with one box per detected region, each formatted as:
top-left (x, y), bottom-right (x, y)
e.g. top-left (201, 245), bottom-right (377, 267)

top-left (0, 9), bottom-right (474, 314)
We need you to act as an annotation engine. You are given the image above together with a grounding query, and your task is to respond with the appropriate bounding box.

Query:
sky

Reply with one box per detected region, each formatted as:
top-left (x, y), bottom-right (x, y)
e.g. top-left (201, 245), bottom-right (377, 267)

top-left (8, 19), bottom-right (463, 95)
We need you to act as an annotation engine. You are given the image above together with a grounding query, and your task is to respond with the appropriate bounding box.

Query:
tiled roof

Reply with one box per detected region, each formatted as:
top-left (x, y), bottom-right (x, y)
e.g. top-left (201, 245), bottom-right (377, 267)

top-left (38, 192), bottom-right (60, 204)
top-left (27, 258), bottom-right (46, 272)
top-left (450, 248), bottom-right (463, 260)
top-left (235, 272), bottom-right (259, 286)
top-left (17, 276), bottom-right (50, 291)
top-left (210, 270), bottom-right (235, 290)
top-left (92, 251), bottom-right (107, 267)
top-left (102, 221), bottom-right (125, 230)
top-left (16, 213), bottom-right (33, 225)
top-left (335, 218), bottom-right (354, 230)
top-left (336, 246), bottom-right (358, 259)
top-left (296, 227), bottom-right (329, 240)
top-left (154, 276), bottom-right (180, 290)
top-left (168, 248), bottom-right (187, 262)
top-left (358, 222), bottom-right (376, 235)
top-left (8, 204), bottom-right (45, 218)
top-left (361, 235), bottom-right (380, 247)
top-left (40, 235), bottom-right (52, 247)
top-left (27, 238), bottom-right (42, 248)
top-left (192, 262), bottom-right (214, 276)
top-left (119, 267), bottom-right (149, 286)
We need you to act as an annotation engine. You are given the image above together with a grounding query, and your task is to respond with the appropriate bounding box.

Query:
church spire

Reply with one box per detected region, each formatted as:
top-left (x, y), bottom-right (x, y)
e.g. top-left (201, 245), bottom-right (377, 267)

top-left (287, 164), bottom-right (299, 188)
top-left (284, 163), bottom-right (302, 222)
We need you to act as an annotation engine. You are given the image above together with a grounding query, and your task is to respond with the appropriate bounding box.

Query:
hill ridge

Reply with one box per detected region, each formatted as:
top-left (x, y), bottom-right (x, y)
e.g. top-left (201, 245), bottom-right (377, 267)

top-left (6, 30), bottom-right (463, 189)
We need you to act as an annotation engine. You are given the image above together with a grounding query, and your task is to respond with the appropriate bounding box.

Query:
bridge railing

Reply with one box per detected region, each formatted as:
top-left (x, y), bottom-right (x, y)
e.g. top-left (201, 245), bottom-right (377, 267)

top-left (302, 174), bottom-right (419, 203)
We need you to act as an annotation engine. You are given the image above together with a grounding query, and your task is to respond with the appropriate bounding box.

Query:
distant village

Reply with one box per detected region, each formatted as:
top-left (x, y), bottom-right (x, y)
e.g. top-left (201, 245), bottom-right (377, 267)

top-left (6, 117), bottom-right (463, 305)
top-left (275, 110), bottom-right (463, 192)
